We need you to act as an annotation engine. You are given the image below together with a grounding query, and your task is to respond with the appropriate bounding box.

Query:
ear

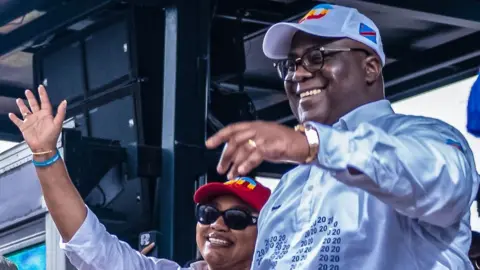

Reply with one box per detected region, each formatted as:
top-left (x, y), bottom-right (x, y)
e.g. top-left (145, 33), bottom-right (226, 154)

top-left (364, 55), bottom-right (382, 85)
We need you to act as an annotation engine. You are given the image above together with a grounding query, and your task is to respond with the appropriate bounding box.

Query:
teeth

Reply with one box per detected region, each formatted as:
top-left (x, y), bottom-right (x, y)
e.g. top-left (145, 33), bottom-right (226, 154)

top-left (209, 237), bottom-right (229, 245)
top-left (300, 89), bottom-right (322, 98)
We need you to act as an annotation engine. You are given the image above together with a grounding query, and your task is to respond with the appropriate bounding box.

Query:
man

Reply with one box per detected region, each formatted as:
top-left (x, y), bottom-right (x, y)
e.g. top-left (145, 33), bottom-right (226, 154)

top-left (206, 4), bottom-right (479, 270)
top-left (0, 256), bottom-right (18, 270)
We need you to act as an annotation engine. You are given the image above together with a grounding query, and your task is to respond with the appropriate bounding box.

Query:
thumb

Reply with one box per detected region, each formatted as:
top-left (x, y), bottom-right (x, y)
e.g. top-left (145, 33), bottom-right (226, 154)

top-left (141, 242), bottom-right (155, 255)
top-left (53, 100), bottom-right (67, 127)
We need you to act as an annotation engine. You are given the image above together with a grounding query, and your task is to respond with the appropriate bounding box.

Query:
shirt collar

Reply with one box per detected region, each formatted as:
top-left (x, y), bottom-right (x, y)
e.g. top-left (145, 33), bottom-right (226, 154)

top-left (333, 100), bottom-right (394, 131)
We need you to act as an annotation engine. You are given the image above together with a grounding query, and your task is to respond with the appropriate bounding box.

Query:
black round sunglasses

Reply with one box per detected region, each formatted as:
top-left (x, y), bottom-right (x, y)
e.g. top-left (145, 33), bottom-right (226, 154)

top-left (195, 204), bottom-right (258, 230)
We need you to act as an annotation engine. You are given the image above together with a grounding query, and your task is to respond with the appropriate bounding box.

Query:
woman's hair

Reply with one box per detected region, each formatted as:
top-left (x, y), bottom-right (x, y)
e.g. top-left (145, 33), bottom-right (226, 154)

top-left (0, 256), bottom-right (18, 270)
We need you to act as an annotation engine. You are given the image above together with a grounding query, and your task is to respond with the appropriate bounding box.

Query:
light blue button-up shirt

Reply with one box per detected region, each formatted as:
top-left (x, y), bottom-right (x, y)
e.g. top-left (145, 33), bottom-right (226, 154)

top-left (253, 100), bottom-right (479, 270)
top-left (60, 207), bottom-right (209, 270)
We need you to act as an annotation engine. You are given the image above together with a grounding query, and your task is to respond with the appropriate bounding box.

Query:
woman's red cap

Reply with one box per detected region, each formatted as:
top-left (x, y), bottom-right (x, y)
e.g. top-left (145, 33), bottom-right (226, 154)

top-left (193, 177), bottom-right (271, 212)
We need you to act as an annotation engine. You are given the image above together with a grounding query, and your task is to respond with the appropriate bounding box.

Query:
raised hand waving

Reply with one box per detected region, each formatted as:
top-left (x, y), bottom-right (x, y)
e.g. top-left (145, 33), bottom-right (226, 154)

top-left (8, 85), bottom-right (67, 153)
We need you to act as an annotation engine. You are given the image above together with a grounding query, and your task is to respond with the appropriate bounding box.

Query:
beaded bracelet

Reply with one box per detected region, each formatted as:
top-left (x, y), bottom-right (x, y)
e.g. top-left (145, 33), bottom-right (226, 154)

top-left (32, 150), bottom-right (60, 167)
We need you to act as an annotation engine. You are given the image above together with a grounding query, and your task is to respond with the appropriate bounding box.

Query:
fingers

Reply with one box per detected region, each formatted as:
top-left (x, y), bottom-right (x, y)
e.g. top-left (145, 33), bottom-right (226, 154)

top-left (16, 98), bottom-right (31, 117)
top-left (217, 144), bottom-right (233, 174)
top-left (25, 90), bottom-right (40, 113)
top-left (141, 242), bottom-right (155, 255)
top-left (8, 113), bottom-right (23, 128)
top-left (206, 122), bottom-right (253, 149)
top-left (53, 100), bottom-right (67, 127)
top-left (216, 129), bottom-right (257, 174)
top-left (238, 150), bottom-right (264, 176)
top-left (227, 145), bottom-right (255, 179)
top-left (38, 85), bottom-right (53, 113)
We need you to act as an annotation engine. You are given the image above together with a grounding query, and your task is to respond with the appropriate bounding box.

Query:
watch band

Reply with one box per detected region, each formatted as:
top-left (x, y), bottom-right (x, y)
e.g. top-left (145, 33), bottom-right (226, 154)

top-left (294, 124), bottom-right (319, 163)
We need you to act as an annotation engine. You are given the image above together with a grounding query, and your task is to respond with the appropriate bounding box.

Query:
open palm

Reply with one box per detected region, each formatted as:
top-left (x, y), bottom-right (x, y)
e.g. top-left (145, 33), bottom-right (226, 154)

top-left (9, 85), bottom-right (67, 153)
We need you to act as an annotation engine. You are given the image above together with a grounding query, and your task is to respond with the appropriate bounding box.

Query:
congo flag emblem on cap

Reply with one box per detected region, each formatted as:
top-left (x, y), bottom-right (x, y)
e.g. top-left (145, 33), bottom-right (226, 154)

top-left (359, 23), bottom-right (377, 44)
top-left (225, 177), bottom-right (257, 191)
top-left (299, 4), bottom-right (333, 23)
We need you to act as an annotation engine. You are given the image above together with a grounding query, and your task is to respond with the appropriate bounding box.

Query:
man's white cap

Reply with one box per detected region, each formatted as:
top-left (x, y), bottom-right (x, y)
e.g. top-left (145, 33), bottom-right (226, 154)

top-left (263, 4), bottom-right (385, 66)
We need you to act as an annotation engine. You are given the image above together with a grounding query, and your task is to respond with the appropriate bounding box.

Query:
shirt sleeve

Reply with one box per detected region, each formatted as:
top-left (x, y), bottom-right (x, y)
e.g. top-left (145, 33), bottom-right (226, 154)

top-left (308, 118), bottom-right (479, 228)
top-left (59, 207), bottom-right (183, 270)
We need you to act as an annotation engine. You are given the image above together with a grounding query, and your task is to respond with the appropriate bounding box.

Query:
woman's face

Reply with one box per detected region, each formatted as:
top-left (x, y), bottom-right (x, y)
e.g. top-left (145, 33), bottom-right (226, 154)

top-left (196, 195), bottom-right (258, 270)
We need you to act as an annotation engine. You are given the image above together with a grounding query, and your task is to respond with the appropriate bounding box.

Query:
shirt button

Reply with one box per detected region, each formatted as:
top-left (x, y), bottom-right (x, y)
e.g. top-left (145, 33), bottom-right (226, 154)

top-left (307, 185), bottom-right (314, 191)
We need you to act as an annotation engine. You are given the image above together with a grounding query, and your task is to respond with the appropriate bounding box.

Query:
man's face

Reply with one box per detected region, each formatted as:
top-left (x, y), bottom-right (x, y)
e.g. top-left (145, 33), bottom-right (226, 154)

top-left (284, 32), bottom-right (374, 125)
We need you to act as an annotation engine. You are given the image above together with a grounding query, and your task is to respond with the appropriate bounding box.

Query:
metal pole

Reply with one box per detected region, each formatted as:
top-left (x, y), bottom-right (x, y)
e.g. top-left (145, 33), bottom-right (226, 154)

top-left (159, 0), bottom-right (211, 264)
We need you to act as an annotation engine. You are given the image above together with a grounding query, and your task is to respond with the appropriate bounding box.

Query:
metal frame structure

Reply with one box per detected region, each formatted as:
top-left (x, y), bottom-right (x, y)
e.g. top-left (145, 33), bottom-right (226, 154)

top-left (0, 0), bottom-right (119, 57)
top-left (206, 0), bottom-right (480, 128)
top-left (0, 0), bottom-right (480, 265)
top-left (331, 0), bottom-right (480, 29)
top-left (158, 0), bottom-right (211, 262)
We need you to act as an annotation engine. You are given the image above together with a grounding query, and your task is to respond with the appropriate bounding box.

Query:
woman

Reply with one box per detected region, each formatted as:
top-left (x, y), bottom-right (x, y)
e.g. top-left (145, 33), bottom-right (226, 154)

top-left (8, 86), bottom-right (271, 270)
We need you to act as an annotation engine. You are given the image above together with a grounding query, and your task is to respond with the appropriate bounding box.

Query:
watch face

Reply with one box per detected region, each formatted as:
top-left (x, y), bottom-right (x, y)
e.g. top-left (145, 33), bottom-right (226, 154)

top-left (305, 128), bottom-right (319, 145)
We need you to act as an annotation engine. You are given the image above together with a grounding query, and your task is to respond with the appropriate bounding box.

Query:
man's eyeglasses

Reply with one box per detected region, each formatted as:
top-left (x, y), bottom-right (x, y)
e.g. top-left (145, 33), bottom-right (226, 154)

top-left (273, 46), bottom-right (369, 81)
top-left (195, 204), bottom-right (258, 230)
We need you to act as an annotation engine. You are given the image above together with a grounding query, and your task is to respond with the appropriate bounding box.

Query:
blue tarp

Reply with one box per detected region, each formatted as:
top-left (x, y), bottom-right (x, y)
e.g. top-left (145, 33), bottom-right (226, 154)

top-left (467, 72), bottom-right (480, 137)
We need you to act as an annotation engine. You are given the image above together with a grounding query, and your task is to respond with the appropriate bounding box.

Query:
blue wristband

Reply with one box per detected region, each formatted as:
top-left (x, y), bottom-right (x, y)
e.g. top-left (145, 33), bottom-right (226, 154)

top-left (32, 150), bottom-right (61, 167)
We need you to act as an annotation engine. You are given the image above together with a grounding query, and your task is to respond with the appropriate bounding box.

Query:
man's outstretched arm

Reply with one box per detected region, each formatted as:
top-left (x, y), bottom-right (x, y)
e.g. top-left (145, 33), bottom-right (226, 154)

top-left (310, 118), bottom-right (479, 228)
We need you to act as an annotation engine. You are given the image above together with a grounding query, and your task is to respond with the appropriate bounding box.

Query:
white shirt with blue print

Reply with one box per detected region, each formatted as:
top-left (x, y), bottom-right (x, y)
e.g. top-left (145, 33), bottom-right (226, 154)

top-left (253, 100), bottom-right (479, 270)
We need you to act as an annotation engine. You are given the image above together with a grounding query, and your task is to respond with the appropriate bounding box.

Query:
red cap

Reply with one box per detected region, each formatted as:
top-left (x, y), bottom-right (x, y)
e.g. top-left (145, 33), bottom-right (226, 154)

top-left (193, 177), bottom-right (271, 212)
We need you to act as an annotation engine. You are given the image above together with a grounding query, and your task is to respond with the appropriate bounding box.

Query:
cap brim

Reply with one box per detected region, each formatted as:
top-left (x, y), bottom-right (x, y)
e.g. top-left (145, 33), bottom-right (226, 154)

top-left (194, 182), bottom-right (257, 210)
top-left (263, 22), bottom-right (347, 60)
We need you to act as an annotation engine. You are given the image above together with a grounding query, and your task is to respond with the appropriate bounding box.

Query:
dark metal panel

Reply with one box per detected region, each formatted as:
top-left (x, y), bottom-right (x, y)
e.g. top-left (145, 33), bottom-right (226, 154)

top-left (89, 95), bottom-right (137, 144)
top-left (384, 32), bottom-right (480, 96)
top-left (0, 115), bottom-right (22, 141)
top-left (331, 0), bottom-right (480, 29)
top-left (41, 41), bottom-right (85, 106)
top-left (0, 0), bottom-right (52, 27)
top-left (0, 51), bottom-right (34, 90)
top-left (258, 99), bottom-right (292, 122)
top-left (255, 162), bottom-right (295, 179)
top-left (216, 0), bottom-right (317, 39)
top-left (123, 6), bottom-right (166, 248)
top-left (0, 83), bottom-right (24, 99)
top-left (0, 97), bottom-right (19, 115)
top-left (0, 0), bottom-right (117, 57)
top-left (85, 21), bottom-right (131, 91)
top-left (158, 0), bottom-right (211, 264)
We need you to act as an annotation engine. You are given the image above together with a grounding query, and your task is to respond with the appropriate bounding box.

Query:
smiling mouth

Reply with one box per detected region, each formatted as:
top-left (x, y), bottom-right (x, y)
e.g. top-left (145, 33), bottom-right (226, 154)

top-left (207, 236), bottom-right (233, 248)
top-left (299, 89), bottom-right (323, 98)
